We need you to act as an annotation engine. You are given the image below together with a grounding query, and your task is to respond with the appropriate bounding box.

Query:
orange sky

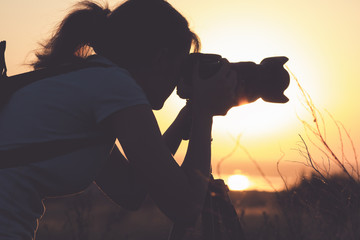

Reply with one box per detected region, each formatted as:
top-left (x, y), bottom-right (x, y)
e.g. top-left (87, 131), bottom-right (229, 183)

top-left (2, 0), bottom-right (360, 191)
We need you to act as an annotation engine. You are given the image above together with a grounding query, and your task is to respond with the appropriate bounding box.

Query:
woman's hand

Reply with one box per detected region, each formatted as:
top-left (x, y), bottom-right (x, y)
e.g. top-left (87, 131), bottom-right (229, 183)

top-left (191, 58), bottom-right (239, 116)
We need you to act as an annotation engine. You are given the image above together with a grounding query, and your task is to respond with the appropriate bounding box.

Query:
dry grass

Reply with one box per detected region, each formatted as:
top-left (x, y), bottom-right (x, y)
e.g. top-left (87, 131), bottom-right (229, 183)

top-left (268, 69), bottom-right (360, 240)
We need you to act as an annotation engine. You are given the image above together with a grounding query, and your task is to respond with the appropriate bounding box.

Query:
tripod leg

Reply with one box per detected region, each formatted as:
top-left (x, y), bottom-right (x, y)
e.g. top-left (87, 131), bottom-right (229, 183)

top-left (218, 197), bottom-right (246, 240)
top-left (168, 224), bottom-right (187, 240)
top-left (202, 191), bottom-right (216, 240)
top-left (209, 178), bottom-right (247, 240)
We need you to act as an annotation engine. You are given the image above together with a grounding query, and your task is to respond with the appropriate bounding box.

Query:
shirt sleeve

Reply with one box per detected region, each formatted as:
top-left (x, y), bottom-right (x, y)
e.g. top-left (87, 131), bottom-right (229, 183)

top-left (90, 67), bottom-right (150, 123)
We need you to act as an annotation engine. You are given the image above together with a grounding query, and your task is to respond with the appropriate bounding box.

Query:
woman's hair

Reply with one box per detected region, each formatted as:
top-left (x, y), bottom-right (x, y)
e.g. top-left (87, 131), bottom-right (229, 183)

top-left (32, 0), bottom-right (200, 70)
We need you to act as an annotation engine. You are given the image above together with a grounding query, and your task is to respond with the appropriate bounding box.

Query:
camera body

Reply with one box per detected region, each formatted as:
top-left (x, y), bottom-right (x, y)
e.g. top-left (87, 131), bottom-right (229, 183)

top-left (177, 53), bottom-right (290, 105)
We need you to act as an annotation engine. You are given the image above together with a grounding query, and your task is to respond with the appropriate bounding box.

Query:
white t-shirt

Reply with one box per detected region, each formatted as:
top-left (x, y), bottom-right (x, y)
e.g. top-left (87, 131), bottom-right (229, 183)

top-left (0, 55), bottom-right (149, 239)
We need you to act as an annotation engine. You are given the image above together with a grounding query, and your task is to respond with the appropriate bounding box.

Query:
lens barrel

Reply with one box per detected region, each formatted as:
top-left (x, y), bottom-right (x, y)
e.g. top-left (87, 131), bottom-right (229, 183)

top-left (178, 53), bottom-right (290, 104)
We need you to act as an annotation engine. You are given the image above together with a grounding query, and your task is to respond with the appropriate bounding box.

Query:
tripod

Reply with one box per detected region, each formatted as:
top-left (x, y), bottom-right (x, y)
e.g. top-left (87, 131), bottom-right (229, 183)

top-left (168, 175), bottom-right (246, 240)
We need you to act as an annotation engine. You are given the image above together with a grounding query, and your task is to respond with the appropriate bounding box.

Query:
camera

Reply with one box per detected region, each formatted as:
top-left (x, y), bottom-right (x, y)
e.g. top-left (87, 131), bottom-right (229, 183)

top-left (177, 53), bottom-right (290, 105)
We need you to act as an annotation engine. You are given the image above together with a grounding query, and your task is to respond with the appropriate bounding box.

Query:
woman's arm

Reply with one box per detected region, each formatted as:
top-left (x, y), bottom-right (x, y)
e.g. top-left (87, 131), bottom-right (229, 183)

top-left (95, 101), bottom-right (192, 211)
top-left (163, 102), bottom-right (192, 155)
top-left (94, 144), bottom-right (147, 211)
top-left (100, 104), bottom-right (212, 227)
top-left (95, 103), bottom-right (191, 210)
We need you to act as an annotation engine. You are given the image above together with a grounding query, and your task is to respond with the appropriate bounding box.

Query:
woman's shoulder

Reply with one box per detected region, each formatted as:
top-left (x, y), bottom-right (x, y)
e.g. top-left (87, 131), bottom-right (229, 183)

top-left (44, 55), bottom-right (138, 96)
top-left (79, 55), bottom-right (130, 79)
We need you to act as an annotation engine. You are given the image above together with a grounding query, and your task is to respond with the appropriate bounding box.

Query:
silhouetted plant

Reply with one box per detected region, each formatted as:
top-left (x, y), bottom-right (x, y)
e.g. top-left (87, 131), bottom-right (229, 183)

top-left (274, 69), bottom-right (360, 240)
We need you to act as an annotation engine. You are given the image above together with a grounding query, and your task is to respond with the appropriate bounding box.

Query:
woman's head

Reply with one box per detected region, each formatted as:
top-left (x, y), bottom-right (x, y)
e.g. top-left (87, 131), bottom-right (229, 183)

top-left (33, 0), bottom-right (200, 70)
top-left (33, 0), bottom-right (200, 109)
top-left (99, 0), bottom-right (200, 70)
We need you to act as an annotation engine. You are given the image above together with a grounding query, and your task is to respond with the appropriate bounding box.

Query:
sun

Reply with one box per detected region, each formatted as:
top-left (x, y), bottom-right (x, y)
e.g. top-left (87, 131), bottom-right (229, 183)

top-left (227, 174), bottom-right (250, 191)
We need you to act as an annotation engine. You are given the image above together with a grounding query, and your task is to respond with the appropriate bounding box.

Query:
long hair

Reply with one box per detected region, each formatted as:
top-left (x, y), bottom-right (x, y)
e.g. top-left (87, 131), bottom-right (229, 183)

top-left (32, 0), bottom-right (200, 70)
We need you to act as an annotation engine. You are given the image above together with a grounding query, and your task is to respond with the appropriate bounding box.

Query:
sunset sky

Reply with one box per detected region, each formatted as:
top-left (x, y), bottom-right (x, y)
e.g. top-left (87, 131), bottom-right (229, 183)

top-left (2, 0), bottom-right (360, 191)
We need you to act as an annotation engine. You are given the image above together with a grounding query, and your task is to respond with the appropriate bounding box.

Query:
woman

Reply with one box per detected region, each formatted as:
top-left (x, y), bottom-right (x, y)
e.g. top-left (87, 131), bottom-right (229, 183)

top-left (0, 0), bottom-right (238, 239)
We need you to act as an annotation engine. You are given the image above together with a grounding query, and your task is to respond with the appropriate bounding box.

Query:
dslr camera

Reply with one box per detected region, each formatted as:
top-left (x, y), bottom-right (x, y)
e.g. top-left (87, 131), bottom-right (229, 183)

top-left (177, 53), bottom-right (290, 105)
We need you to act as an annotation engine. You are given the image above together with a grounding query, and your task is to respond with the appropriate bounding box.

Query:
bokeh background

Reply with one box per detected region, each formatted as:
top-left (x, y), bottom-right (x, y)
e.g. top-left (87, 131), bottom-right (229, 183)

top-left (2, 0), bottom-right (360, 191)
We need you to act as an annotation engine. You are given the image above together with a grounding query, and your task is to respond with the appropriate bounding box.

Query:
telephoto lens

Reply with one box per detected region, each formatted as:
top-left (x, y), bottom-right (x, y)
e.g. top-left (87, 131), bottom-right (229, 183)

top-left (178, 53), bottom-right (290, 105)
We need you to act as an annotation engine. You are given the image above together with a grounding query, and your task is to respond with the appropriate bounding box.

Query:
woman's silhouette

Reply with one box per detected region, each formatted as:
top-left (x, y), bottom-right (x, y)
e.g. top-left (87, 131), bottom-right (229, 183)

top-left (0, 0), bottom-right (238, 239)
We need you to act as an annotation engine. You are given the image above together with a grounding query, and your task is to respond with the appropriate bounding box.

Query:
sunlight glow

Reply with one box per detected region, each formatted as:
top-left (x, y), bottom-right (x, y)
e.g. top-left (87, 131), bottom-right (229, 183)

top-left (213, 99), bottom-right (294, 137)
top-left (227, 174), bottom-right (250, 191)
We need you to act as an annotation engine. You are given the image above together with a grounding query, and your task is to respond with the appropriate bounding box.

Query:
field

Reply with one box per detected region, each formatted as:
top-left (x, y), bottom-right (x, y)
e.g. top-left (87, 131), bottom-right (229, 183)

top-left (36, 184), bottom-right (279, 240)
top-left (36, 172), bottom-right (360, 240)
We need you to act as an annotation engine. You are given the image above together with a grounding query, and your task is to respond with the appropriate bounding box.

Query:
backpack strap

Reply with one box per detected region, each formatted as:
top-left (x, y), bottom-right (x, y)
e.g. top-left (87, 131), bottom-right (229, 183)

top-left (0, 41), bottom-right (7, 79)
top-left (0, 136), bottom-right (112, 169)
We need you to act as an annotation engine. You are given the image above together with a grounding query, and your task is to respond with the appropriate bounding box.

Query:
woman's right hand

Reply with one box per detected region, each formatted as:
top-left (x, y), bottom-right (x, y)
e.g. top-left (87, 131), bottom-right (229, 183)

top-left (191, 58), bottom-right (239, 117)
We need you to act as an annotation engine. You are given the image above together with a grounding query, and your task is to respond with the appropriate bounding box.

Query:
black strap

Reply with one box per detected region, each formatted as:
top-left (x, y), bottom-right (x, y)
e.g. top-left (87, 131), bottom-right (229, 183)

top-left (0, 136), bottom-right (111, 169)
